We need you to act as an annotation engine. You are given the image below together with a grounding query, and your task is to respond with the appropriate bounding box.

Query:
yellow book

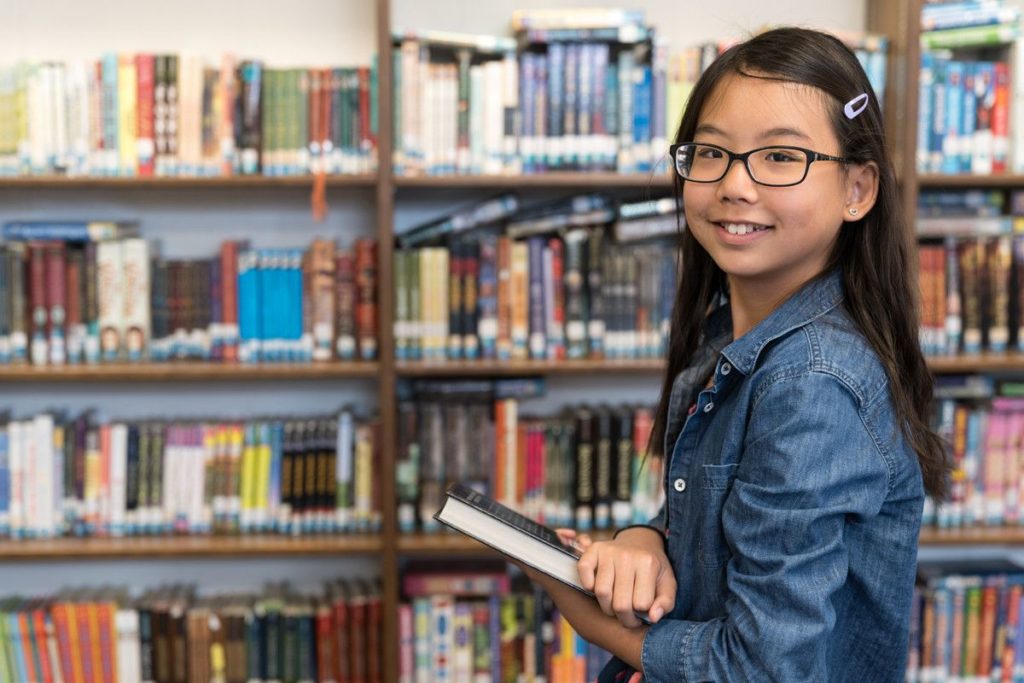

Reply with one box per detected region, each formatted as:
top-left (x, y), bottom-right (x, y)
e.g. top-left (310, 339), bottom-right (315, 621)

top-left (255, 422), bottom-right (272, 530)
top-left (354, 423), bottom-right (373, 530)
top-left (116, 54), bottom-right (137, 176)
top-left (239, 424), bottom-right (256, 532)
top-left (84, 429), bottom-right (101, 534)
top-left (228, 424), bottom-right (244, 532)
top-left (510, 242), bottom-right (529, 359)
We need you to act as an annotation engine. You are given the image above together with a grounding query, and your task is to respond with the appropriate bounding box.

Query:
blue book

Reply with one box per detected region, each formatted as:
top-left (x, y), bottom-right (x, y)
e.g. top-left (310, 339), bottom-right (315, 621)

top-left (1, 221), bottom-right (140, 242)
top-left (617, 48), bottom-right (636, 173)
top-left (942, 60), bottom-right (964, 175)
top-left (237, 249), bottom-right (259, 363)
top-left (547, 43), bottom-right (565, 170)
top-left (101, 53), bottom-right (119, 177)
top-left (918, 52), bottom-right (935, 173)
top-left (477, 235), bottom-right (498, 360)
top-left (961, 62), bottom-right (977, 173)
top-left (930, 56), bottom-right (948, 174)
top-left (633, 65), bottom-right (653, 173)
top-left (564, 43), bottom-right (580, 170)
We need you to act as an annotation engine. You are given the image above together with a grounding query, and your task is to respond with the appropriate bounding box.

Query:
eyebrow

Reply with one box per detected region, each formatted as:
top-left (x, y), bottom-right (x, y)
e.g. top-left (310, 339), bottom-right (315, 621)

top-left (694, 124), bottom-right (813, 142)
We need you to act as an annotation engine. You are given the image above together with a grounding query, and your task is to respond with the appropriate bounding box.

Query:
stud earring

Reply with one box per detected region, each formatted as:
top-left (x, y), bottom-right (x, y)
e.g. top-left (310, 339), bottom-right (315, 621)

top-left (848, 207), bottom-right (859, 216)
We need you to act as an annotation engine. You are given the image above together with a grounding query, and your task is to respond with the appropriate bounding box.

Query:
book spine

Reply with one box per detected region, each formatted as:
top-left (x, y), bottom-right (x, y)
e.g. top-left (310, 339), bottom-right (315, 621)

top-left (27, 243), bottom-right (48, 366)
top-left (574, 409), bottom-right (594, 531)
top-left (44, 242), bottom-right (66, 366)
top-left (462, 241), bottom-right (479, 360)
top-left (335, 249), bottom-right (357, 361)
top-left (477, 236), bottom-right (497, 361)
top-left (527, 238), bottom-right (546, 360)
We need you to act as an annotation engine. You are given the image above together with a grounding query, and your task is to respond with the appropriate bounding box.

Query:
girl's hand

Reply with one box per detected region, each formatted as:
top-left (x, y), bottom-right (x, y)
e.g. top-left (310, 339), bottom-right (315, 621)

top-left (575, 527), bottom-right (676, 629)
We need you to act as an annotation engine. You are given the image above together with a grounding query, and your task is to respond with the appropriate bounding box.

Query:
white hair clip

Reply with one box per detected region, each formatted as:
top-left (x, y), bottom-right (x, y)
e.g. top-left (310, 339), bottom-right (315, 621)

top-left (844, 93), bottom-right (869, 119)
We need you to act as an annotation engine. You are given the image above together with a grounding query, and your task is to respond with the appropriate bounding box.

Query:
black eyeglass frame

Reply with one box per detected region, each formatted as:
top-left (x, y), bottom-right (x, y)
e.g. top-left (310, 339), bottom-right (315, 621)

top-left (669, 142), bottom-right (851, 187)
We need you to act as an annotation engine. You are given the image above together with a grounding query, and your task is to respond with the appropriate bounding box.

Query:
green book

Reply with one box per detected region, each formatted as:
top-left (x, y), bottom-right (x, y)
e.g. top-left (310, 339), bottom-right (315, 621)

top-left (920, 23), bottom-right (1019, 49)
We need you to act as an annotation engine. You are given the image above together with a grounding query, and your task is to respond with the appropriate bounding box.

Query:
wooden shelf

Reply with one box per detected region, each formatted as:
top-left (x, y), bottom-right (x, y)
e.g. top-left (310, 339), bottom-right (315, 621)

top-left (396, 358), bottom-right (666, 376)
top-left (0, 361), bottom-right (379, 382)
top-left (927, 353), bottom-right (1024, 374)
top-left (919, 527), bottom-right (1024, 546)
top-left (402, 529), bottom-right (1024, 553)
top-left (397, 530), bottom-right (615, 555)
top-left (0, 534), bottom-right (383, 560)
top-left (0, 174), bottom-right (377, 189)
top-left (393, 172), bottom-right (674, 189)
top-left (396, 355), bottom-right (1024, 377)
top-left (918, 174), bottom-right (1024, 188)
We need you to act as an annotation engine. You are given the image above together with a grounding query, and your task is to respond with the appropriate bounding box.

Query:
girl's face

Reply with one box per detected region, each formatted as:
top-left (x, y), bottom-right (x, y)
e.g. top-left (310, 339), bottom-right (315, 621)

top-left (683, 73), bottom-right (865, 297)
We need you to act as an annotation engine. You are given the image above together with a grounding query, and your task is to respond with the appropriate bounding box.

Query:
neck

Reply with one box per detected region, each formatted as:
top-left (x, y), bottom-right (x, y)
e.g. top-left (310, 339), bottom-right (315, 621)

top-left (727, 271), bottom-right (820, 339)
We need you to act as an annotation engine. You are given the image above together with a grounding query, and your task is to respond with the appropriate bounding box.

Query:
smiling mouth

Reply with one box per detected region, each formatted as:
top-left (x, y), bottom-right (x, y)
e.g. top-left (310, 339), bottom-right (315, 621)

top-left (715, 222), bottom-right (773, 235)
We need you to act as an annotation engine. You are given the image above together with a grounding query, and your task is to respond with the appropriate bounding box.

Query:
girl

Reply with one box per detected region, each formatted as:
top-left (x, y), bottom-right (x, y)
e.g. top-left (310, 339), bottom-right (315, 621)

top-left (523, 27), bottom-right (948, 681)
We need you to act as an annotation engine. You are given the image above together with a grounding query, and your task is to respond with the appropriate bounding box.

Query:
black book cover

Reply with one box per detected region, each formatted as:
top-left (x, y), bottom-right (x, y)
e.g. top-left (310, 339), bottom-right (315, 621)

top-left (435, 482), bottom-right (581, 562)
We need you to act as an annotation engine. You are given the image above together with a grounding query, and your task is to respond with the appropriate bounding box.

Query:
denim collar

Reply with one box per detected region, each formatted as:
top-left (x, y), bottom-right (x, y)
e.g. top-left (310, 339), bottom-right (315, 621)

top-left (714, 269), bottom-right (845, 376)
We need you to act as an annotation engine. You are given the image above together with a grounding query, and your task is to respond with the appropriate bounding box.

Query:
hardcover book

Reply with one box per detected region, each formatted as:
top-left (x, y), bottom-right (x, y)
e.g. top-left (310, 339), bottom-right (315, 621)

top-left (434, 482), bottom-right (588, 592)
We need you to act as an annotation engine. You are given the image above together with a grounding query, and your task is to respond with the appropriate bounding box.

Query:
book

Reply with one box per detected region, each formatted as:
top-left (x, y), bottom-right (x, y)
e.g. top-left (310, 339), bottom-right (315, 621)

top-left (434, 482), bottom-right (588, 591)
top-left (434, 482), bottom-right (650, 626)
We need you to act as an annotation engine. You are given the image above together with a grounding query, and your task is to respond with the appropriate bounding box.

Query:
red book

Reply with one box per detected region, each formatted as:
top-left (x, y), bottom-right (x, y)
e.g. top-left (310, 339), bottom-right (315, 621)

top-left (220, 240), bottom-right (243, 362)
top-left (354, 239), bottom-right (377, 361)
top-left (27, 241), bottom-right (48, 366)
top-left (136, 53), bottom-right (156, 176)
top-left (65, 249), bottom-right (84, 363)
top-left (32, 604), bottom-right (54, 683)
top-left (320, 67), bottom-right (333, 170)
top-left (993, 62), bottom-right (1010, 174)
top-left (548, 238), bottom-right (566, 360)
top-left (333, 582), bottom-right (351, 683)
top-left (366, 587), bottom-right (382, 683)
top-left (95, 602), bottom-right (116, 683)
top-left (45, 242), bottom-right (67, 365)
top-left (335, 249), bottom-right (356, 360)
top-left (315, 602), bottom-right (336, 683)
top-left (50, 601), bottom-right (78, 683)
top-left (349, 587), bottom-right (367, 683)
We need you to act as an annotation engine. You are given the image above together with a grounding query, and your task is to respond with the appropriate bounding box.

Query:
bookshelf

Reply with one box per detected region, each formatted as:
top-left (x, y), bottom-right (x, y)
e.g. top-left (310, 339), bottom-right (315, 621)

top-left (5, 0), bottom-right (1019, 681)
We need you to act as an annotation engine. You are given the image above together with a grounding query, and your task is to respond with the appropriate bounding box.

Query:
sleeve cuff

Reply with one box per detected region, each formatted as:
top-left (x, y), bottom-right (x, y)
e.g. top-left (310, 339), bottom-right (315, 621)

top-left (641, 618), bottom-right (699, 683)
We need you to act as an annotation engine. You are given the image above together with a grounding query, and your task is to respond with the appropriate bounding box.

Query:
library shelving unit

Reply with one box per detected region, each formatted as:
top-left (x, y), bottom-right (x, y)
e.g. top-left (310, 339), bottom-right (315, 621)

top-left (4, 0), bottom-right (1018, 680)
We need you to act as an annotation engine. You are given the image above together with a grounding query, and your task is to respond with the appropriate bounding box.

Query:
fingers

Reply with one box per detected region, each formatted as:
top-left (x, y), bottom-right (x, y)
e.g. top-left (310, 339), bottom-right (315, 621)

top-left (649, 566), bottom-right (678, 623)
top-left (593, 555), bottom-right (642, 629)
top-left (555, 528), bottom-right (577, 545)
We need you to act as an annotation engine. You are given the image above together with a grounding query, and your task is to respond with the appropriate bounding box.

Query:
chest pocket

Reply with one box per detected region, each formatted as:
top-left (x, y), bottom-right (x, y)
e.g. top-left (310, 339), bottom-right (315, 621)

top-left (698, 463), bottom-right (739, 568)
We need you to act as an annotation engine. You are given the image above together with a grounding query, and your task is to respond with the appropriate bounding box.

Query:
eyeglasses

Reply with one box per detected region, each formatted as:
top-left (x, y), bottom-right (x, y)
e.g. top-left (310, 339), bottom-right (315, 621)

top-left (669, 142), bottom-right (850, 187)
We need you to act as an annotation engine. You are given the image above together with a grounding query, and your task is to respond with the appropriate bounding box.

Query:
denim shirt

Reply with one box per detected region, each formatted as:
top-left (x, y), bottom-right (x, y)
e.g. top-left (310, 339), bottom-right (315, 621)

top-left (640, 270), bottom-right (924, 682)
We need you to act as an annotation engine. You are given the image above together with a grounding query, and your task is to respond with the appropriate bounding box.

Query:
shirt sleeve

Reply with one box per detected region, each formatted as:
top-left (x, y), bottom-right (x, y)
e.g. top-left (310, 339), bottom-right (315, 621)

top-left (641, 371), bottom-right (891, 682)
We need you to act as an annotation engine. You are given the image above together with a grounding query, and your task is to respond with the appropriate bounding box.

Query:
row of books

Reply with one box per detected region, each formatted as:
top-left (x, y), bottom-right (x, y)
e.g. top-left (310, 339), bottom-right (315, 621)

top-left (395, 236), bottom-right (674, 364)
top-left (398, 563), bottom-right (610, 683)
top-left (924, 392), bottom-right (1024, 530)
top-left (0, 579), bottom-right (382, 683)
top-left (0, 409), bottom-right (381, 540)
top-left (917, 234), bottom-right (1024, 356)
top-left (922, 1), bottom-right (1022, 32)
top-left (0, 224), bottom-right (378, 365)
top-left (391, 14), bottom-right (888, 177)
top-left (0, 55), bottom-right (379, 178)
top-left (907, 562), bottom-right (1024, 683)
top-left (396, 379), bottom-right (664, 534)
top-left (917, 54), bottom-right (1011, 175)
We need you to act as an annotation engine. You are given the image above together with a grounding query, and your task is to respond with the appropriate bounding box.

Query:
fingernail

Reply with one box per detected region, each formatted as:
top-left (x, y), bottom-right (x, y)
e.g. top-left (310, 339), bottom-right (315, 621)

top-left (649, 606), bottom-right (663, 622)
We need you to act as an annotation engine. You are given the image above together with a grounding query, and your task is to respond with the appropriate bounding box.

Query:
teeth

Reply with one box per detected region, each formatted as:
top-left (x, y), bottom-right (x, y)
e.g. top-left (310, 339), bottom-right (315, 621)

top-left (722, 223), bottom-right (768, 235)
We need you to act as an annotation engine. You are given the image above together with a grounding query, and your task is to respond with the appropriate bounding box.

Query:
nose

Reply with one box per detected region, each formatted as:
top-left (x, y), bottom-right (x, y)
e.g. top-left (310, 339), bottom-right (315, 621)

top-left (715, 157), bottom-right (759, 202)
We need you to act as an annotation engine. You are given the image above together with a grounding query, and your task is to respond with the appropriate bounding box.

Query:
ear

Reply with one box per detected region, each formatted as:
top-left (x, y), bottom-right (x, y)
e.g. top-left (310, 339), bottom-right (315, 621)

top-left (842, 161), bottom-right (879, 222)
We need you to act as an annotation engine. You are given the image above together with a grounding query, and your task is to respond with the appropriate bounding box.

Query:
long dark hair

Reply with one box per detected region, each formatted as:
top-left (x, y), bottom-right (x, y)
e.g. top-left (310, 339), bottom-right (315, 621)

top-left (650, 27), bottom-right (949, 499)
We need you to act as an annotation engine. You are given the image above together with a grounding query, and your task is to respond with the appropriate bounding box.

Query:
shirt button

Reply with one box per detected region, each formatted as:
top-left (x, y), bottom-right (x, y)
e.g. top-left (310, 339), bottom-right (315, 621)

top-left (673, 478), bottom-right (687, 492)
top-left (704, 402), bottom-right (714, 413)
top-left (720, 362), bottom-right (731, 375)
